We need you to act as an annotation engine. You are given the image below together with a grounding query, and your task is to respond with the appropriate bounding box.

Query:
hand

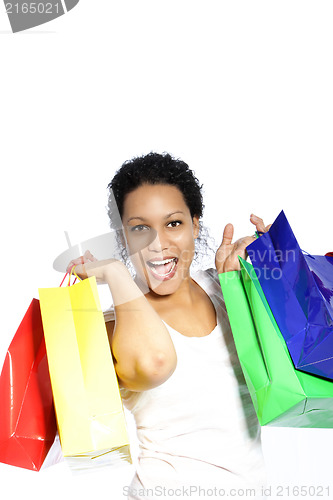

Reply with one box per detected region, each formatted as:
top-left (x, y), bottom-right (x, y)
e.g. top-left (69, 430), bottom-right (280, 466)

top-left (66, 250), bottom-right (122, 284)
top-left (215, 214), bottom-right (271, 273)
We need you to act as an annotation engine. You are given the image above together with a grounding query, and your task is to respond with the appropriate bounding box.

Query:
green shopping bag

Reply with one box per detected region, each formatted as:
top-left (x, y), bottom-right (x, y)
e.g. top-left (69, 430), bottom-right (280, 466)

top-left (219, 258), bottom-right (333, 428)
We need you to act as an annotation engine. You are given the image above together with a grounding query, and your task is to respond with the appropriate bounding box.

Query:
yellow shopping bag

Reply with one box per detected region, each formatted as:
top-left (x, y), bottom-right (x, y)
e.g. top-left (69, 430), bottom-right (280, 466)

top-left (38, 272), bottom-right (131, 471)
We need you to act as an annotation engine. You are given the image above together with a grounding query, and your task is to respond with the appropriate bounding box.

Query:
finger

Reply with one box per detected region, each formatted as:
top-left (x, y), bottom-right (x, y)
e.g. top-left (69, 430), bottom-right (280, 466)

top-left (250, 214), bottom-right (266, 233)
top-left (232, 235), bottom-right (257, 265)
top-left (236, 235), bottom-right (257, 251)
top-left (221, 223), bottom-right (234, 246)
top-left (66, 251), bottom-right (98, 273)
top-left (83, 250), bottom-right (98, 262)
top-left (231, 236), bottom-right (256, 259)
top-left (218, 235), bottom-right (256, 272)
top-left (66, 263), bottom-right (74, 274)
top-left (66, 256), bottom-right (84, 273)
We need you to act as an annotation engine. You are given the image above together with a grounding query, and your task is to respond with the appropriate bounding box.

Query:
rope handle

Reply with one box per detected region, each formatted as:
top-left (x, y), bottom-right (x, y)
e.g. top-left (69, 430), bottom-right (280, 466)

top-left (254, 231), bottom-right (313, 259)
top-left (59, 265), bottom-right (82, 287)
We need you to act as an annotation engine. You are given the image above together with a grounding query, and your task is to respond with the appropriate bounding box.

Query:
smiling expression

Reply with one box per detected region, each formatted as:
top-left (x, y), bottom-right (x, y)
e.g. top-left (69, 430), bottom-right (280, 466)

top-left (122, 183), bottom-right (200, 295)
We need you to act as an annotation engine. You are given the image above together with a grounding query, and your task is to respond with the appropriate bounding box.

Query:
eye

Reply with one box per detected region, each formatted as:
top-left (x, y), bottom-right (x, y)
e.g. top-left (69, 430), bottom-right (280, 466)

top-left (130, 224), bottom-right (149, 232)
top-left (167, 220), bottom-right (182, 228)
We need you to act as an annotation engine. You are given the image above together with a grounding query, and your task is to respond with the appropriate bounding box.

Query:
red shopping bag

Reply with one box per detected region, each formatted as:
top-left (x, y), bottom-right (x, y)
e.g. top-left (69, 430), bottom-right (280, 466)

top-left (0, 299), bottom-right (57, 471)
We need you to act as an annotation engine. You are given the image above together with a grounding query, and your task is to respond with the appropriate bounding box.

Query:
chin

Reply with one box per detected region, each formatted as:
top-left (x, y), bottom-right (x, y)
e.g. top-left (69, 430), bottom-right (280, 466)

top-left (149, 280), bottom-right (180, 296)
top-left (147, 268), bottom-right (189, 296)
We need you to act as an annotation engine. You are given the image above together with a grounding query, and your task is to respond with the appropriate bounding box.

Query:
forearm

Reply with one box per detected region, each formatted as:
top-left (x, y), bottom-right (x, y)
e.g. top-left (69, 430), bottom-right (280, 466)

top-left (104, 261), bottom-right (177, 384)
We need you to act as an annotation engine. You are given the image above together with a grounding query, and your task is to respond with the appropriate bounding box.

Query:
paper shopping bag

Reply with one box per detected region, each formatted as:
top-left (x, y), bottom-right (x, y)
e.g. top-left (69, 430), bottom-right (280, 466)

top-left (219, 260), bottom-right (333, 427)
top-left (38, 275), bottom-right (131, 470)
top-left (0, 299), bottom-right (57, 470)
top-left (247, 210), bottom-right (333, 380)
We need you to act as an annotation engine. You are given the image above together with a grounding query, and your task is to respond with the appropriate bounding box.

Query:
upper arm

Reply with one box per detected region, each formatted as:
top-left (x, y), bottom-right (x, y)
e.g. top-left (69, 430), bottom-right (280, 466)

top-left (105, 320), bottom-right (125, 389)
top-left (105, 319), bottom-right (176, 392)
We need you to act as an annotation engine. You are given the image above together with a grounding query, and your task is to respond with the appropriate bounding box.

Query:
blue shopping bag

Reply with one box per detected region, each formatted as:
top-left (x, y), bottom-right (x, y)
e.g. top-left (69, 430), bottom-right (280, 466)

top-left (247, 210), bottom-right (333, 380)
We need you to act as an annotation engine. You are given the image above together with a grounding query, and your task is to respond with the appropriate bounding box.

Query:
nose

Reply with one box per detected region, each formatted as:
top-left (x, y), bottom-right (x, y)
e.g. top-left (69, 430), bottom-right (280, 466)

top-left (147, 228), bottom-right (169, 253)
top-left (126, 226), bottom-right (161, 256)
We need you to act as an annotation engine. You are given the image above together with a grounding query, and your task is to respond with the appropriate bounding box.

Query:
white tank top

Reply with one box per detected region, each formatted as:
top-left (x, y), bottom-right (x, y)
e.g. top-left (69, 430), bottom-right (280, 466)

top-left (117, 269), bottom-right (266, 498)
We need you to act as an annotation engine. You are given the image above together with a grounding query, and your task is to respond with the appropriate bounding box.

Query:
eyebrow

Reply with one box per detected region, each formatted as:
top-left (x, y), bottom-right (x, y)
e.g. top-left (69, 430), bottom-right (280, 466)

top-left (126, 211), bottom-right (185, 224)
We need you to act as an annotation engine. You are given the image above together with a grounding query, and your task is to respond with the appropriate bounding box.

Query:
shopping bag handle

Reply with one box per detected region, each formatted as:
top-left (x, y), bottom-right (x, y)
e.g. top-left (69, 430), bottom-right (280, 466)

top-left (59, 266), bottom-right (82, 287)
top-left (255, 231), bottom-right (311, 258)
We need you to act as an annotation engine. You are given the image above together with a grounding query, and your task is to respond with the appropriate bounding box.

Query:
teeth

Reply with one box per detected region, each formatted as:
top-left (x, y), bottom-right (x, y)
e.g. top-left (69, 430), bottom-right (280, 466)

top-left (149, 258), bottom-right (175, 266)
top-left (150, 259), bottom-right (177, 277)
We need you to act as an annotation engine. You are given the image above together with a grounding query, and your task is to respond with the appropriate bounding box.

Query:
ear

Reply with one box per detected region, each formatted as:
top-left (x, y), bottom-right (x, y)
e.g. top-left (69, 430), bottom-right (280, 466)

top-left (192, 216), bottom-right (200, 239)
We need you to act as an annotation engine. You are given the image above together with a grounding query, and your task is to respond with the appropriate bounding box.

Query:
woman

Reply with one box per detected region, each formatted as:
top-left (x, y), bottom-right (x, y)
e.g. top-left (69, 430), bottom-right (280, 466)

top-left (68, 152), bottom-right (270, 499)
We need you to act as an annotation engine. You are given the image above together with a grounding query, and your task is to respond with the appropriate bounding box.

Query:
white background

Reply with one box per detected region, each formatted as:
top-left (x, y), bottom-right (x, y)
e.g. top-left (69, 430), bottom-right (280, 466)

top-left (0, 1), bottom-right (333, 499)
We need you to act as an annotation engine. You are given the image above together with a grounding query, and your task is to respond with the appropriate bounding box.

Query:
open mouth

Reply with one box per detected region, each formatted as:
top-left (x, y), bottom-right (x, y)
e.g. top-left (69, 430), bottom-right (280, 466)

top-left (146, 257), bottom-right (178, 281)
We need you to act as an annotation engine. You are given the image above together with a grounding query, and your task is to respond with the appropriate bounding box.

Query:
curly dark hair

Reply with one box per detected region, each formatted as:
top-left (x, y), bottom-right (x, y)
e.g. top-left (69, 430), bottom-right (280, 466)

top-left (107, 151), bottom-right (215, 269)
top-left (108, 152), bottom-right (204, 221)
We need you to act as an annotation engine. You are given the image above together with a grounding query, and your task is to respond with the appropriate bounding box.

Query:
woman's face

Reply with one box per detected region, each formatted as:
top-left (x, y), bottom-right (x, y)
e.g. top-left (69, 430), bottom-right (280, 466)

top-left (122, 183), bottom-right (200, 295)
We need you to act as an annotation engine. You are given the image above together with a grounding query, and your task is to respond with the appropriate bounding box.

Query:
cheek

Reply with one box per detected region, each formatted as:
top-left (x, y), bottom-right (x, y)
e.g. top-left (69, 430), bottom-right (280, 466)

top-left (180, 244), bottom-right (196, 266)
top-left (125, 230), bottom-right (158, 256)
top-left (178, 233), bottom-right (196, 261)
top-left (159, 234), bottom-right (195, 269)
